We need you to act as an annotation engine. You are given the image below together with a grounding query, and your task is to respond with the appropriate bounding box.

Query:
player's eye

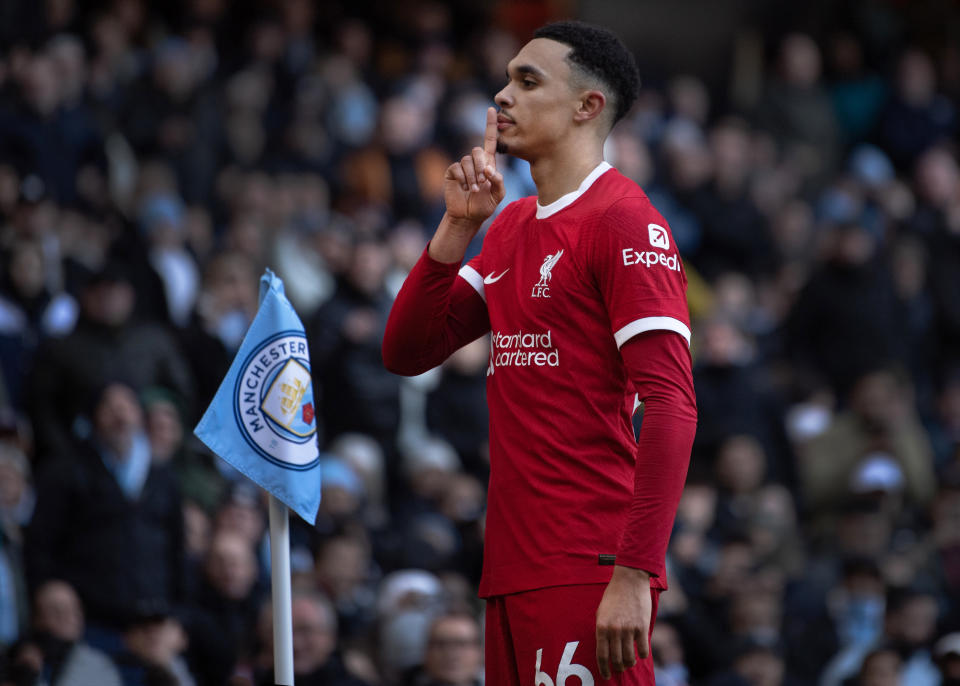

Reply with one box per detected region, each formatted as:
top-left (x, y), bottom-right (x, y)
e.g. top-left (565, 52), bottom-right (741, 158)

top-left (522, 79), bottom-right (536, 88)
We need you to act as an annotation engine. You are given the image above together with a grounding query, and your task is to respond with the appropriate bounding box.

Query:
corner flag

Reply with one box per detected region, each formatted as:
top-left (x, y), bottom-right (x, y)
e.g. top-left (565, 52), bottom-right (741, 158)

top-left (194, 269), bottom-right (322, 524)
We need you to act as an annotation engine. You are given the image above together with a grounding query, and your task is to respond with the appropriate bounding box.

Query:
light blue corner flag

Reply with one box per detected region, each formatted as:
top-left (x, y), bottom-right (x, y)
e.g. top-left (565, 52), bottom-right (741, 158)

top-left (194, 269), bottom-right (321, 524)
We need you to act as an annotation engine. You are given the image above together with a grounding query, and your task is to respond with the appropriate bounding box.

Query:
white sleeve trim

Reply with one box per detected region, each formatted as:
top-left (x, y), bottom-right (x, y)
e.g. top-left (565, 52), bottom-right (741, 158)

top-left (614, 316), bottom-right (691, 348)
top-left (458, 265), bottom-right (485, 302)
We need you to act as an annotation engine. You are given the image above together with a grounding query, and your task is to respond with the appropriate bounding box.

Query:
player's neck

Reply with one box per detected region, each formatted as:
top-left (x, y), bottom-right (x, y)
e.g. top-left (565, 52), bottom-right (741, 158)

top-left (529, 145), bottom-right (605, 206)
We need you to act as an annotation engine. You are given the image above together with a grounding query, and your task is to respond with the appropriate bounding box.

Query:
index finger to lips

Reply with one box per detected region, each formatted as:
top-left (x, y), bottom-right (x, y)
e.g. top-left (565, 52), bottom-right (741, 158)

top-left (483, 106), bottom-right (498, 161)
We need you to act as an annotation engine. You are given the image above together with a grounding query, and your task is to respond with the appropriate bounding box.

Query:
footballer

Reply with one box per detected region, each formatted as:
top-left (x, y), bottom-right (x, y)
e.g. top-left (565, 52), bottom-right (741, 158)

top-left (382, 20), bottom-right (697, 685)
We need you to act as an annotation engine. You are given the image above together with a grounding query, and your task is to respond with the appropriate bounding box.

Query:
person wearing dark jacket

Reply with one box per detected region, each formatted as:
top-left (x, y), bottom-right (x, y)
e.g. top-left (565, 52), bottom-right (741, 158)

top-left (3, 580), bottom-right (122, 686)
top-left (25, 262), bottom-right (195, 463)
top-left (24, 382), bottom-right (185, 643)
top-left (181, 531), bottom-right (262, 686)
top-left (308, 238), bottom-right (399, 451)
top-left (786, 222), bottom-right (907, 398)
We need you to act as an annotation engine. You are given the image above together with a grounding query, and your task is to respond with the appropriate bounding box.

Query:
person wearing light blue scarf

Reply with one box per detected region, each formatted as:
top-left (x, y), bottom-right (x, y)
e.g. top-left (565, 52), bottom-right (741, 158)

top-left (25, 381), bottom-right (187, 649)
top-left (92, 383), bottom-right (154, 500)
top-left (97, 431), bottom-right (152, 500)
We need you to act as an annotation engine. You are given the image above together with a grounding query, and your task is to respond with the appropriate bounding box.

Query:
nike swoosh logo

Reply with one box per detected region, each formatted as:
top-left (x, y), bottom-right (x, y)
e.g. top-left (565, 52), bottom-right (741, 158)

top-left (483, 269), bottom-right (509, 284)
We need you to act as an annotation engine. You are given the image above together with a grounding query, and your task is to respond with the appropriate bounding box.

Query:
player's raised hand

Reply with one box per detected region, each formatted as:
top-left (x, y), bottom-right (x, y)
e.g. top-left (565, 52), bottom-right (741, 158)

top-left (443, 106), bottom-right (505, 224)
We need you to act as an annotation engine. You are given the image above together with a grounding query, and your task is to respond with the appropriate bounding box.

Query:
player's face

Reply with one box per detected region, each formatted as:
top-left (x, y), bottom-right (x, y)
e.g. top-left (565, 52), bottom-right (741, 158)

top-left (493, 38), bottom-right (580, 160)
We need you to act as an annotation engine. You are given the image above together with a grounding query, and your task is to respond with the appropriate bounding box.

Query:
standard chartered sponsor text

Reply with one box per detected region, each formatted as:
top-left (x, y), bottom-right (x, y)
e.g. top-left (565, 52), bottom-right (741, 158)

top-left (491, 329), bottom-right (559, 368)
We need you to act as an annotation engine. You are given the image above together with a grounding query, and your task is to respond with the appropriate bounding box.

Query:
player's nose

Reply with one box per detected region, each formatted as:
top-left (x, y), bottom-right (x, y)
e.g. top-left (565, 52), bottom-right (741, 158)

top-left (494, 86), bottom-right (512, 110)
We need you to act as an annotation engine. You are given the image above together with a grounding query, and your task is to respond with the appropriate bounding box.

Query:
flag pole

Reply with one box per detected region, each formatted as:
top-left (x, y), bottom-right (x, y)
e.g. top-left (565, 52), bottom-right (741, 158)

top-left (269, 495), bottom-right (295, 685)
top-left (193, 268), bottom-right (321, 684)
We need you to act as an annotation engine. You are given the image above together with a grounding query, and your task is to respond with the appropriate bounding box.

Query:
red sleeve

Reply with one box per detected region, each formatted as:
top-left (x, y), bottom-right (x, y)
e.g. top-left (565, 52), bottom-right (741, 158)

top-left (615, 329), bottom-right (697, 580)
top-left (382, 247), bottom-right (490, 376)
top-left (587, 197), bottom-right (690, 348)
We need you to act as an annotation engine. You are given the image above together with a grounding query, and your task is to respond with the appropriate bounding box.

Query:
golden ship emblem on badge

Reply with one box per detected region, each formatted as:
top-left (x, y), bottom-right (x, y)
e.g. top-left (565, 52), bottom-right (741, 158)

top-left (532, 249), bottom-right (563, 298)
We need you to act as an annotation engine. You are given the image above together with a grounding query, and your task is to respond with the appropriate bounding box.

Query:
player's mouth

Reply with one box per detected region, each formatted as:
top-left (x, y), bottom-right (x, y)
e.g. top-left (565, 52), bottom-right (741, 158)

top-left (497, 114), bottom-right (515, 131)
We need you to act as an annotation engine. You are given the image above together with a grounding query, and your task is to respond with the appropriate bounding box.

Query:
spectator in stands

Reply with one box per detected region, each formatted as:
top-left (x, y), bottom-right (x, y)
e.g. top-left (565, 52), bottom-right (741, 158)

top-left (929, 372), bottom-right (960, 467)
top-left (181, 530), bottom-right (262, 685)
top-left (314, 533), bottom-right (377, 642)
top-left (114, 608), bottom-right (195, 686)
top-left (136, 191), bottom-right (200, 328)
top-left (177, 251), bottom-right (257, 416)
top-left (756, 33), bottom-right (840, 190)
top-left (909, 148), bottom-right (960, 377)
top-left (404, 612), bottom-right (483, 686)
top-left (255, 590), bottom-right (369, 686)
top-left (692, 316), bottom-right (791, 483)
top-left (0, 440), bottom-right (29, 647)
top-left (327, 433), bottom-right (390, 530)
top-left (437, 473), bottom-right (486, 585)
top-left (651, 620), bottom-right (691, 686)
top-left (784, 556), bottom-right (886, 682)
top-left (3, 580), bottom-right (121, 686)
top-left (786, 220), bottom-right (907, 397)
top-left (25, 382), bottom-right (185, 647)
top-left (425, 338), bottom-right (490, 479)
top-left (711, 435), bottom-right (803, 574)
top-left (0, 239), bottom-right (76, 409)
top-left (0, 46), bottom-right (103, 205)
top-left (120, 37), bottom-right (221, 205)
top-left (308, 236), bottom-right (400, 451)
top-left (25, 262), bottom-right (195, 462)
top-left (799, 367), bottom-right (936, 519)
top-left (142, 386), bottom-right (223, 513)
top-left (853, 646), bottom-right (903, 686)
top-left (879, 49), bottom-right (956, 170)
top-left (377, 569), bottom-right (445, 683)
top-left (313, 458), bottom-right (365, 539)
top-left (934, 633), bottom-right (960, 686)
top-left (689, 118), bottom-right (774, 280)
top-left (821, 586), bottom-right (940, 686)
top-left (707, 636), bottom-right (798, 686)
top-left (923, 468), bottom-right (960, 625)
top-left (826, 33), bottom-right (887, 146)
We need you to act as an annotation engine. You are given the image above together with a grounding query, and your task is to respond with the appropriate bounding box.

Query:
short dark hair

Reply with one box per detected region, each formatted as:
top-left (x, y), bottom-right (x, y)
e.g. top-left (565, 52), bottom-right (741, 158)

top-left (534, 21), bottom-right (640, 125)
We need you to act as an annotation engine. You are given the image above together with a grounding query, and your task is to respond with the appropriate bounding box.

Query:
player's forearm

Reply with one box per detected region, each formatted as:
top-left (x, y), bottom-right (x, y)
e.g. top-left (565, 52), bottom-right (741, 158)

top-left (616, 332), bottom-right (697, 577)
top-left (427, 213), bottom-right (484, 264)
top-left (617, 399), bottom-right (696, 576)
top-left (382, 246), bottom-right (488, 376)
top-left (383, 250), bottom-right (460, 375)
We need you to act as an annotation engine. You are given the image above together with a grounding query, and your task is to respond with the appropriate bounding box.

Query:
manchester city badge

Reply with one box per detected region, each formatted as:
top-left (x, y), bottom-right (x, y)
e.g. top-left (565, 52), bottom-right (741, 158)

top-left (233, 331), bottom-right (319, 469)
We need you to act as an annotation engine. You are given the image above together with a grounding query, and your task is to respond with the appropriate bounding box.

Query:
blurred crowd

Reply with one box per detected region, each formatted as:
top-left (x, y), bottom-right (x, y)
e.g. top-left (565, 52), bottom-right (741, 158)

top-left (0, 0), bottom-right (959, 685)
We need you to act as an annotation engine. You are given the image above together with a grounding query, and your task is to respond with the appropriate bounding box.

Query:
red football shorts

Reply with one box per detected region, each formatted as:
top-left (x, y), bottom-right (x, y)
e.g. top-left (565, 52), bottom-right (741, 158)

top-left (485, 583), bottom-right (660, 686)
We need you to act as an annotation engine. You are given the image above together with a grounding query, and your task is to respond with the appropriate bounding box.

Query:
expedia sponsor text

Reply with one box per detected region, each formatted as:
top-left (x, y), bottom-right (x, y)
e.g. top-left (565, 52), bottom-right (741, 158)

top-left (622, 248), bottom-right (681, 271)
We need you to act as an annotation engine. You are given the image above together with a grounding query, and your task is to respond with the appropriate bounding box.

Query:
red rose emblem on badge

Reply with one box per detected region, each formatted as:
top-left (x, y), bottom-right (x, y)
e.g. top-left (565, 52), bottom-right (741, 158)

top-left (302, 402), bottom-right (314, 425)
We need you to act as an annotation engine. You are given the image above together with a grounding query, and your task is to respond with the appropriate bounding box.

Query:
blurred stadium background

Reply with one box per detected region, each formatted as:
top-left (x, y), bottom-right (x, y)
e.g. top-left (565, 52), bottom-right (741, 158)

top-left (1, 0), bottom-right (960, 685)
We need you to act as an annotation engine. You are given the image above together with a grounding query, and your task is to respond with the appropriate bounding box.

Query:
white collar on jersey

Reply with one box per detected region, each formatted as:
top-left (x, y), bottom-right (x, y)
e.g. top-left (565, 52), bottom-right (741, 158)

top-left (535, 161), bottom-right (613, 220)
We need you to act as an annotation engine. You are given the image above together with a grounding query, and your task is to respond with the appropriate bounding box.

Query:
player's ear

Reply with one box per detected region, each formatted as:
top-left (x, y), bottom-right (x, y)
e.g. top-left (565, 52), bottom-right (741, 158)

top-left (574, 90), bottom-right (607, 123)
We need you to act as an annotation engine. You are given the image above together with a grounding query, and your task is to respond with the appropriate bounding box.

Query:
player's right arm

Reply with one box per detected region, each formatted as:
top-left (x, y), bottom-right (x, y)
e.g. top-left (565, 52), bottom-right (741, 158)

top-left (382, 107), bottom-right (505, 376)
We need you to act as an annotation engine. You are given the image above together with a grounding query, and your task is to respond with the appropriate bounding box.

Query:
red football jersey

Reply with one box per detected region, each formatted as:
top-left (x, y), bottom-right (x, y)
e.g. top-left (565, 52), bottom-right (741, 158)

top-left (456, 163), bottom-right (691, 597)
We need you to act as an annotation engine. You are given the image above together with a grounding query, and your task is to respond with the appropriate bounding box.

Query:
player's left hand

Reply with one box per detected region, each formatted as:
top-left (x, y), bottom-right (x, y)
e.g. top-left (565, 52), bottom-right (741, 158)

top-left (595, 565), bottom-right (652, 680)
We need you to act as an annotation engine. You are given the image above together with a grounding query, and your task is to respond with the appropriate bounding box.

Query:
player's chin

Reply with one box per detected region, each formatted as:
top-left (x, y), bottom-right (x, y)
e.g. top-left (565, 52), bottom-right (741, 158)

top-left (496, 128), bottom-right (522, 155)
top-left (498, 135), bottom-right (531, 160)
